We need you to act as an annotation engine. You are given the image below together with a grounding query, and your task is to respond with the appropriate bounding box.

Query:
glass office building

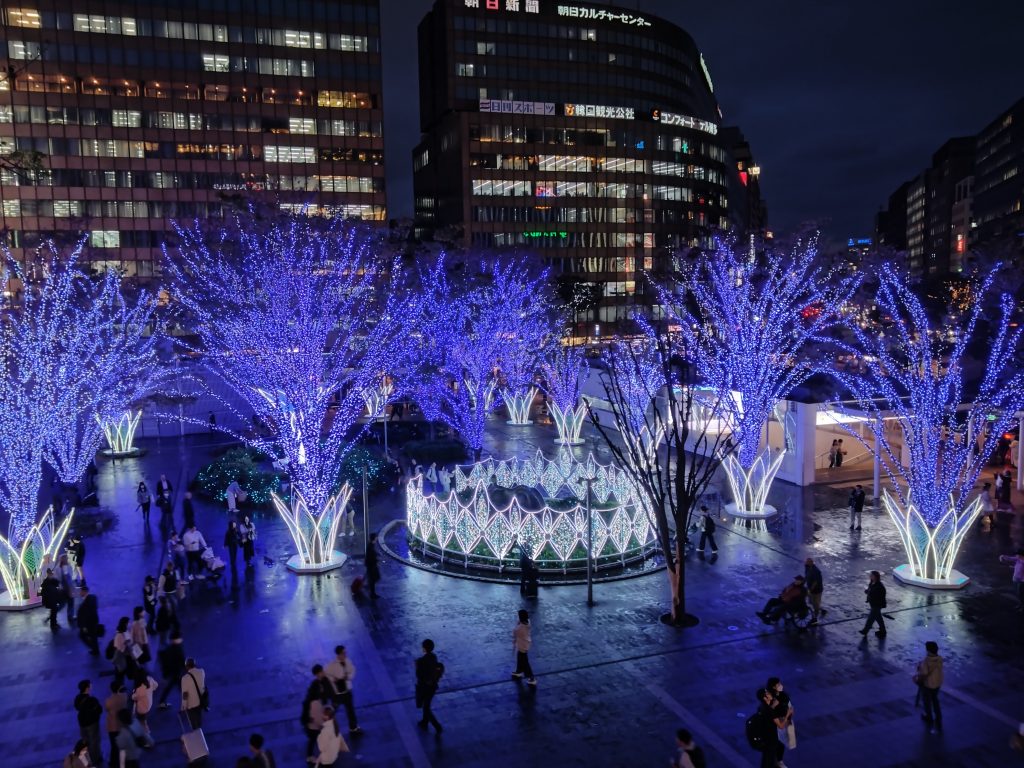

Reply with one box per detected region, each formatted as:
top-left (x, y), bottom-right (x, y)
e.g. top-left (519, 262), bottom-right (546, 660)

top-left (0, 0), bottom-right (385, 278)
top-left (414, 0), bottom-right (730, 337)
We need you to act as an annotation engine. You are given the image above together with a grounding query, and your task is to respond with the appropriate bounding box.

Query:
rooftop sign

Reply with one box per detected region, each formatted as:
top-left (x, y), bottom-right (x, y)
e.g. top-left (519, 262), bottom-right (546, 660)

top-left (464, 0), bottom-right (540, 12)
top-left (480, 98), bottom-right (556, 115)
top-left (652, 110), bottom-right (718, 135)
top-left (564, 103), bottom-right (634, 120)
top-left (557, 5), bottom-right (652, 26)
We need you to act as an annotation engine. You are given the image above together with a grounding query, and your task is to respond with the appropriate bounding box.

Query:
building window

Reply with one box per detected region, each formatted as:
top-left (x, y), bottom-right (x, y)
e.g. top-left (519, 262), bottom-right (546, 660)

top-left (90, 230), bottom-right (120, 248)
top-left (6, 8), bottom-right (41, 28)
top-left (202, 54), bottom-right (230, 72)
top-left (288, 118), bottom-right (316, 135)
top-left (112, 110), bottom-right (142, 128)
top-left (264, 145), bottom-right (317, 164)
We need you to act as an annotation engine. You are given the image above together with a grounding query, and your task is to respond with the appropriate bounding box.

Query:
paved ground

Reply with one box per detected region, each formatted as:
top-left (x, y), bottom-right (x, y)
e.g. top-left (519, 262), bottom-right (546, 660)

top-left (2, 426), bottom-right (1024, 768)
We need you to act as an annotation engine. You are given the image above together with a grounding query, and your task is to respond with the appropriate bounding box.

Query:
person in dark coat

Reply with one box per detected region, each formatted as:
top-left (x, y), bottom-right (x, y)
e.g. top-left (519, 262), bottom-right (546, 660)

top-left (182, 492), bottom-right (196, 530)
top-left (859, 570), bottom-right (887, 637)
top-left (414, 639), bottom-right (443, 734)
top-left (157, 631), bottom-right (186, 709)
top-left (365, 532), bottom-right (380, 599)
top-left (41, 568), bottom-right (63, 632)
top-left (76, 584), bottom-right (100, 655)
top-left (224, 521), bottom-right (240, 573)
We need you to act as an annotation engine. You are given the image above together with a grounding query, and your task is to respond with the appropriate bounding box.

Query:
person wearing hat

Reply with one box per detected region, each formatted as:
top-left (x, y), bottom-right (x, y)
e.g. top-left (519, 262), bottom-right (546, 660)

top-left (756, 575), bottom-right (807, 624)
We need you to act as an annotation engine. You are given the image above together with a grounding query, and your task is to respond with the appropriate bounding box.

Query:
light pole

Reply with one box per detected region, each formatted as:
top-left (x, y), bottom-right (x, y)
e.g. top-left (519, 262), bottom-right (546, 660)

top-left (362, 462), bottom-right (370, 556)
top-left (584, 476), bottom-right (595, 607)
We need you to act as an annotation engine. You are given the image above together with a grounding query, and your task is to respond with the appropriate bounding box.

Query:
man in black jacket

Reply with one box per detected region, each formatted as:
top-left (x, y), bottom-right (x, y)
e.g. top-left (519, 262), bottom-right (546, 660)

top-left (415, 639), bottom-right (443, 734)
top-left (804, 558), bottom-right (827, 623)
top-left (76, 583), bottom-right (101, 655)
top-left (40, 568), bottom-right (63, 632)
top-left (859, 570), bottom-right (887, 637)
top-left (753, 688), bottom-right (784, 768)
top-left (74, 679), bottom-right (104, 766)
top-left (365, 532), bottom-right (381, 599)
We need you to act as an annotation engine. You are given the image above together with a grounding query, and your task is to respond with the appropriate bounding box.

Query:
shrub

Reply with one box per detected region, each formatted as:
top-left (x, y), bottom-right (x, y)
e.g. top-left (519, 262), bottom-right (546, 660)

top-left (193, 447), bottom-right (282, 506)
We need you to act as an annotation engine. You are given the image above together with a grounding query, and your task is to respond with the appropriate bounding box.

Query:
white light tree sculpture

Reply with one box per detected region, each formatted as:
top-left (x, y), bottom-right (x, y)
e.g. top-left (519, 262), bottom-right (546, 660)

top-left (659, 236), bottom-right (859, 519)
top-left (540, 342), bottom-right (589, 445)
top-left (419, 256), bottom-right (555, 459)
top-left (833, 265), bottom-right (1024, 588)
top-left (167, 212), bottom-right (413, 573)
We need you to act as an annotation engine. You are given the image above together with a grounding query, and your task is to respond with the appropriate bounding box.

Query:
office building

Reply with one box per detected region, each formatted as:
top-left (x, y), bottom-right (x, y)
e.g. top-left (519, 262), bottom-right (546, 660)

top-left (973, 98), bottom-right (1023, 254)
top-left (0, 0), bottom-right (386, 279)
top-left (413, 0), bottom-right (735, 337)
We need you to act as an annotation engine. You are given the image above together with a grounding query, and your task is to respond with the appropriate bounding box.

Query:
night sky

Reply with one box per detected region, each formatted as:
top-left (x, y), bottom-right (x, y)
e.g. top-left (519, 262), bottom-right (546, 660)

top-left (382, 0), bottom-right (1023, 246)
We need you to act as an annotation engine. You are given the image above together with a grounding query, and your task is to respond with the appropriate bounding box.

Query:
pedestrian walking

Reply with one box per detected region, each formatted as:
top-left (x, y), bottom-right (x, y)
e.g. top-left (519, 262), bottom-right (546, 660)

top-left (670, 728), bottom-right (706, 768)
top-left (365, 532), bottom-right (380, 599)
top-left (248, 734), bottom-right (276, 768)
top-left (511, 609), bottom-right (537, 685)
top-left (41, 567), bottom-right (63, 632)
top-left (226, 479), bottom-right (244, 517)
top-left (182, 525), bottom-right (208, 580)
top-left (998, 548), bottom-right (1024, 612)
top-left (112, 616), bottom-right (137, 686)
top-left (239, 515), bottom-right (257, 567)
top-left (130, 671), bottom-right (158, 735)
top-left (914, 641), bottom-right (944, 733)
top-left (142, 577), bottom-right (157, 634)
top-left (415, 638), bottom-right (444, 734)
top-left (114, 710), bottom-right (148, 766)
top-left (342, 499), bottom-right (356, 537)
top-left (181, 658), bottom-right (207, 729)
top-left (69, 536), bottom-right (86, 583)
top-left (154, 595), bottom-right (179, 646)
top-left (325, 645), bottom-right (361, 735)
top-left (224, 520), bottom-right (240, 574)
top-left (104, 681), bottom-right (127, 767)
top-left (301, 680), bottom-right (326, 763)
top-left (697, 506), bottom-right (718, 557)
top-left (859, 570), bottom-right (887, 638)
top-left (998, 470), bottom-right (1015, 511)
top-left (157, 630), bottom-right (186, 709)
top-left (76, 583), bottom-right (101, 656)
top-left (828, 439), bottom-right (838, 469)
top-left (315, 707), bottom-right (349, 766)
top-left (848, 484), bottom-right (866, 530)
top-left (156, 474), bottom-right (173, 508)
top-left (131, 607), bottom-right (151, 664)
top-left (59, 553), bottom-right (77, 625)
top-left (136, 482), bottom-right (151, 525)
top-left (804, 557), bottom-right (827, 623)
top-left (74, 679), bottom-right (104, 766)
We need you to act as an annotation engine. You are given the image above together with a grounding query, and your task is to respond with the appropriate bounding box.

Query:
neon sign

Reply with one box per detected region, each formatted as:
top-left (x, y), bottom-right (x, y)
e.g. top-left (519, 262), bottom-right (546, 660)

top-left (557, 5), bottom-right (652, 26)
top-left (654, 111), bottom-right (718, 135)
top-left (480, 98), bottom-right (555, 115)
top-left (464, 0), bottom-right (540, 12)
top-left (700, 53), bottom-right (714, 93)
top-left (523, 231), bottom-right (568, 238)
top-left (564, 103), bottom-right (634, 120)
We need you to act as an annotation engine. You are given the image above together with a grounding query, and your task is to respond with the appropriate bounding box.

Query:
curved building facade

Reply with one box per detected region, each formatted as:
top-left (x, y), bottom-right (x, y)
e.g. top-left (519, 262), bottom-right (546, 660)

top-left (413, 0), bottom-right (731, 337)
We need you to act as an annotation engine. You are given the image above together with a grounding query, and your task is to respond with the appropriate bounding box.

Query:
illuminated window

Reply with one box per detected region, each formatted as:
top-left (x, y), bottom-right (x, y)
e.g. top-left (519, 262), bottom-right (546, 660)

top-left (264, 145), bottom-right (317, 164)
top-left (112, 110), bottom-right (141, 128)
top-left (6, 8), bottom-right (41, 28)
top-left (7, 40), bottom-right (40, 59)
top-left (288, 118), bottom-right (316, 135)
top-left (202, 54), bottom-right (230, 72)
top-left (2, 200), bottom-right (20, 217)
top-left (53, 200), bottom-right (83, 217)
top-left (90, 230), bottom-right (120, 248)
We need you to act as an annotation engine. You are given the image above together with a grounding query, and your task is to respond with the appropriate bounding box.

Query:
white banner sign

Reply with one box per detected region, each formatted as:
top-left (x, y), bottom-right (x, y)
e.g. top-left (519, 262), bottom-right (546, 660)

top-left (480, 99), bottom-right (556, 115)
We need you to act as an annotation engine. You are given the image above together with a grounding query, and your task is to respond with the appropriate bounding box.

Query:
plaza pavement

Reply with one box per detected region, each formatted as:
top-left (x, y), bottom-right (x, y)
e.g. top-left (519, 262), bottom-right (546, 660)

top-left (1, 427), bottom-right (1023, 768)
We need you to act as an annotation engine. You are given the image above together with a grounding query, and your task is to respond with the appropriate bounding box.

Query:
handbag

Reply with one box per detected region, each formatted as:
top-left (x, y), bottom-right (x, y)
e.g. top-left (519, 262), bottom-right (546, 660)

top-left (785, 722), bottom-right (797, 749)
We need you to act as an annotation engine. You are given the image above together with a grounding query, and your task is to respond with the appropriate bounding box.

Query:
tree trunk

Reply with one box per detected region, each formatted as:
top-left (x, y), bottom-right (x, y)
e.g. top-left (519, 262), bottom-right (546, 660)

top-left (661, 540), bottom-right (698, 627)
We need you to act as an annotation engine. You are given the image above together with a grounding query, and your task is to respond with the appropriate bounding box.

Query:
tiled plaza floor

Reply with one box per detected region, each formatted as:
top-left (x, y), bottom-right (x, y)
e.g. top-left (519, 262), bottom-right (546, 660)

top-left (1, 429), bottom-right (1023, 768)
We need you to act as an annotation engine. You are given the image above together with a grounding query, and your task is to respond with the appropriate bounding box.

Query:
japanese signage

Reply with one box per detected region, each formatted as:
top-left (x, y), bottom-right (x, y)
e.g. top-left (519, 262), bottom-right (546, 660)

top-left (564, 103), bottom-right (634, 120)
top-left (654, 111), bottom-right (718, 136)
top-left (464, 0), bottom-right (540, 12)
top-left (480, 99), bottom-right (556, 115)
top-left (557, 5), bottom-right (652, 26)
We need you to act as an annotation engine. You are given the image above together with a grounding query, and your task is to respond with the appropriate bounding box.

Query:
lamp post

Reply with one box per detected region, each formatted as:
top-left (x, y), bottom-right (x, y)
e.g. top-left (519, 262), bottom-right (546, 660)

top-left (584, 476), bottom-right (595, 607)
top-left (362, 462), bottom-right (369, 555)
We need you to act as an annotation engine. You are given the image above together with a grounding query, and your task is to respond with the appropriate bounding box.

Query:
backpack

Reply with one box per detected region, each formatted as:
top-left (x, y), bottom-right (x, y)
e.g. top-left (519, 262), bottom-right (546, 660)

top-left (745, 712), bottom-right (767, 750)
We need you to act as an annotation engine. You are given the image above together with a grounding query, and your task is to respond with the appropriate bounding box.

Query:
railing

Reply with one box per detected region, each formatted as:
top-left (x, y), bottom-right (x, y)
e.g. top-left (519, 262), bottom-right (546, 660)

top-left (816, 447), bottom-right (873, 470)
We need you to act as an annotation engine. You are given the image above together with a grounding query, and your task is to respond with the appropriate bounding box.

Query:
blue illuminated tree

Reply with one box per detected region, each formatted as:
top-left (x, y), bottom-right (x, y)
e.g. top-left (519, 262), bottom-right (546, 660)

top-left (166, 212), bottom-right (415, 570)
top-left (659, 236), bottom-right (860, 515)
top-left (418, 255), bottom-right (554, 459)
top-left (832, 265), bottom-right (1024, 585)
top-left (540, 342), bottom-right (589, 445)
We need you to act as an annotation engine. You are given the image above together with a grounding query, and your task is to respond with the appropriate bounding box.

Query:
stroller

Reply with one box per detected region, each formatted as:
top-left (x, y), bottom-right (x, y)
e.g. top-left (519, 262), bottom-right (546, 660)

top-left (196, 547), bottom-right (227, 585)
